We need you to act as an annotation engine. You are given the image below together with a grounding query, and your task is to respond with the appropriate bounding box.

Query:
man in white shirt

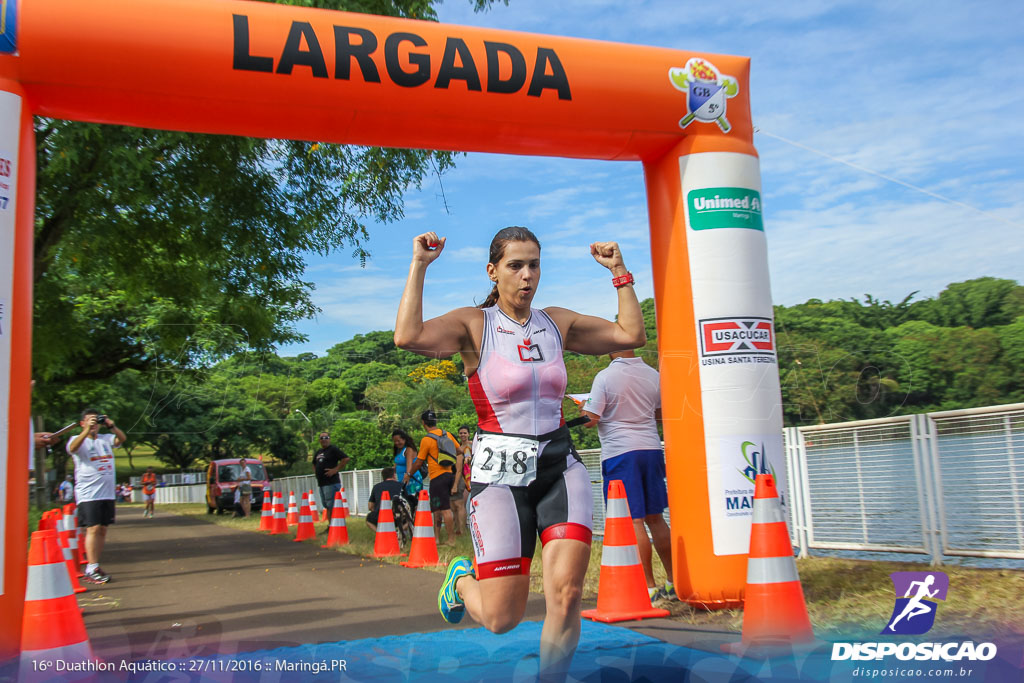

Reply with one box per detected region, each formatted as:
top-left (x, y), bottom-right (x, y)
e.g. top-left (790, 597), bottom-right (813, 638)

top-left (67, 408), bottom-right (127, 584)
top-left (583, 350), bottom-right (675, 601)
top-left (58, 475), bottom-right (75, 503)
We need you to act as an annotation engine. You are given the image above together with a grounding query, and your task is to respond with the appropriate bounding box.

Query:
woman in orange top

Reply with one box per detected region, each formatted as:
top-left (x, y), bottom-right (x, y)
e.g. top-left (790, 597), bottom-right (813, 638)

top-left (141, 466), bottom-right (157, 519)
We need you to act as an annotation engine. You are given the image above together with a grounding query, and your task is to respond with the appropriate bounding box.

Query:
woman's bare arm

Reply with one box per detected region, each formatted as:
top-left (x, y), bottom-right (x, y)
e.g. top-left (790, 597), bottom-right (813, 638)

top-left (546, 241), bottom-right (645, 355)
top-left (394, 231), bottom-right (475, 358)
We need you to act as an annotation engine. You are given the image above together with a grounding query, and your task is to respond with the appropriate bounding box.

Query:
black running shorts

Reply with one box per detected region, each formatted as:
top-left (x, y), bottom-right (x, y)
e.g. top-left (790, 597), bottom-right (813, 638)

top-left (77, 499), bottom-right (116, 528)
top-left (429, 472), bottom-right (454, 512)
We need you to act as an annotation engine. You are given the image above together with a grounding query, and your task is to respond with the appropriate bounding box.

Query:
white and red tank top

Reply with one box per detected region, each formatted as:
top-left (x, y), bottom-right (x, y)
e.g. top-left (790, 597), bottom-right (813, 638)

top-left (469, 306), bottom-right (567, 436)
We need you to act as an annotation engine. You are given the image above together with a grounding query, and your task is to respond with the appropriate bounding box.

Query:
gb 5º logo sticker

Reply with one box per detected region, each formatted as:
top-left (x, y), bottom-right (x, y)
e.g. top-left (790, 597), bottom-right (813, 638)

top-left (669, 58), bottom-right (739, 133)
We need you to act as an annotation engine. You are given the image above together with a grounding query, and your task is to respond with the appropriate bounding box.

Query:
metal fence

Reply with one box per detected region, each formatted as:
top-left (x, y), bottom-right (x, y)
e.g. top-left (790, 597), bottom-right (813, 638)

top-left (785, 403), bottom-right (1024, 564)
top-left (130, 471), bottom-right (206, 487)
top-left (271, 448), bottom-right (662, 537)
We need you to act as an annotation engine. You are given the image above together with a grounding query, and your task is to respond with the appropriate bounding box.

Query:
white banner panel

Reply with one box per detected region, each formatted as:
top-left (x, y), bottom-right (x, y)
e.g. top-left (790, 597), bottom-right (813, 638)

top-left (0, 90), bottom-right (22, 595)
top-left (679, 152), bottom-right (787, 556)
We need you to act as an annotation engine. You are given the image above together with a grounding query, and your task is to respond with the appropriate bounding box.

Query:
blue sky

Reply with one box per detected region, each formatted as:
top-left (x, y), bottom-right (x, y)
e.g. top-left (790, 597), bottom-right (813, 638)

top-left (281, 0), bottom-right (1024, 357)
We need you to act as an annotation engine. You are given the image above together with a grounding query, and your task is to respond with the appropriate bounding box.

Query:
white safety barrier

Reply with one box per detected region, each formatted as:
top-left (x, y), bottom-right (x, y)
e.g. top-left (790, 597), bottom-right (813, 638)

top-left (786, 402), bottom-right (1024, 564)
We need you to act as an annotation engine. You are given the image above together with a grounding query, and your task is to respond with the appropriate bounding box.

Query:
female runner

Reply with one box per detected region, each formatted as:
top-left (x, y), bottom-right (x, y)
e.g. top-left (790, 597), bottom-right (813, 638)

top-left (394, 226), bottom-right (645, 680)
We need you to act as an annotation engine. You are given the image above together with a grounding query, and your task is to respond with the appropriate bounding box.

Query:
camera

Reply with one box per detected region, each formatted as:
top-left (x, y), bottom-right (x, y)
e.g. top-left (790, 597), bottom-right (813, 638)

top-left (96, 415), bottom-right (108, 427)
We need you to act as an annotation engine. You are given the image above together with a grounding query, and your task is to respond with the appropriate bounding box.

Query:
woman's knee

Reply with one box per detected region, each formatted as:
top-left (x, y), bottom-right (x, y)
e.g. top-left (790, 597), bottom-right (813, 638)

top-left (478, 599), bottom-right (525, 633)
top-left (546, 578), bottom-right (583, 617)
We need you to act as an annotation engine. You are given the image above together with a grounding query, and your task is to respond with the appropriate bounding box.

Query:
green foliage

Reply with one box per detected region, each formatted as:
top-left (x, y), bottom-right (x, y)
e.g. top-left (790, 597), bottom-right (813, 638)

top-left (774, 278), bottom-right (1024, 424)
top-left (33, 0), bottom-right (518, 388)
top-left (329, 413), bottom-right (393, 469)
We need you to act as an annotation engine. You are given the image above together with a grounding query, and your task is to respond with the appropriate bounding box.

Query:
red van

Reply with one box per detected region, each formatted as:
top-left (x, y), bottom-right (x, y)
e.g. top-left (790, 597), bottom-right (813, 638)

top-left (205, 458), bottom-right (270, 515)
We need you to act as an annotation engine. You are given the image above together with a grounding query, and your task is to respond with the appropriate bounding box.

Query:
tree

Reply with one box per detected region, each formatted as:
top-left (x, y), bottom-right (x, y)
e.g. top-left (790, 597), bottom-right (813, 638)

top-left (909, 278), bottom-right (1022, 329)
top-left (33, 0), bottom-right (504, 388)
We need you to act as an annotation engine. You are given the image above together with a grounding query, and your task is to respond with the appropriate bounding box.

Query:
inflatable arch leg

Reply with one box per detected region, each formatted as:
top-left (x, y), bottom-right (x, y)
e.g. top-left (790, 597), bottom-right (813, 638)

top-left (0, 79), bottom-right (35, 658)
top-left (646, 135), bottom-right (785, 609)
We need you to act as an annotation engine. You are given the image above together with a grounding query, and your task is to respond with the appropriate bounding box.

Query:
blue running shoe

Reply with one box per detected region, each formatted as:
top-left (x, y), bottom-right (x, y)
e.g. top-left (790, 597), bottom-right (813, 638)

top-left (439, 556), bottom-right (473, 624)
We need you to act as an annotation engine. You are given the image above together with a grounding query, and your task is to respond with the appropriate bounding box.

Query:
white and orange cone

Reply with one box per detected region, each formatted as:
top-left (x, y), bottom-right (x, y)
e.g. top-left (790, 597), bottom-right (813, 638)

top-left (401, 490), bottom-right (442, 568)
top-left (54, 516), bottom-right (87, 595)
top-left (59, 504), bottom-right (84, 579)
top-left (286, 491), bottom-right (299, 527)
top-left (259, 490), bottom-right (275, 531)
top-left (19, 530), bottom-right (95, 679)
top-left (293, 496), bottom-right (316, 542)
top-left (340, 487), bottom-right (350, 518)
top-left (725, 473), bottom-right (814, 654)
top-left (307, 489), bottom-right (318, 524)
top-left (373, 491), bottom-right (402, 557)
top-left (270, 492), bottom-right (288, 535)
top-left (321, 490), bottom-right (350, 548)
top-left (582, 480), bottom-right (670, 623)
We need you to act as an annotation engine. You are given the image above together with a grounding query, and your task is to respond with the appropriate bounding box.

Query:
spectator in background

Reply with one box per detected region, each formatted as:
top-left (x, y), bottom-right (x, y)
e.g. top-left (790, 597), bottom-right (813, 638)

top-left (583, 349), bottom-right (674, 601)
top-left (453, 425), bottom-right (474, 533)
top-left (142, 467), bottom-right (158, 518)
top-left (67, 409), bottom-right (126, 585)
top-left (392, 429), bottom-right (422, 505)
top-left (366, 467), bottom-right (404, 532)
top-left (314, 432), bottom-right (349, 518)
top-left (58, 475), bottom-right (75, 504)
top-left (237, 458), bottom-right (253, 517)
top-left (404, 410), bottom-right (461, 547)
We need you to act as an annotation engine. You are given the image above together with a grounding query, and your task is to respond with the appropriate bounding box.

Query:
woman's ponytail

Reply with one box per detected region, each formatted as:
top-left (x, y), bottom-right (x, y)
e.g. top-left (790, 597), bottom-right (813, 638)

top-left (479, 284), bottom-right (500, 309)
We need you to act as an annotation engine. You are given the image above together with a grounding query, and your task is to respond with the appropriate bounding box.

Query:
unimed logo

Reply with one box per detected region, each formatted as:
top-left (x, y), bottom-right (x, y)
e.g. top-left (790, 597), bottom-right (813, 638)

top-left (699, 317), bottom-right (774, 357)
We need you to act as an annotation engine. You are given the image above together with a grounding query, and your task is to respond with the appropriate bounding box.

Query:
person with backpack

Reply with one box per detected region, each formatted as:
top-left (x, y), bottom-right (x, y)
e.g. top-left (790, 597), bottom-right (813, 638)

top-left (403, 410), bottom-right (463, 547)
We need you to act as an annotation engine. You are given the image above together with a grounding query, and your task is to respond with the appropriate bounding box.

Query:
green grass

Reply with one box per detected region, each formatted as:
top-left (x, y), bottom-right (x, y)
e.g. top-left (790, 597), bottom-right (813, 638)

top-left (159, 503), bottom-right (1024, 637)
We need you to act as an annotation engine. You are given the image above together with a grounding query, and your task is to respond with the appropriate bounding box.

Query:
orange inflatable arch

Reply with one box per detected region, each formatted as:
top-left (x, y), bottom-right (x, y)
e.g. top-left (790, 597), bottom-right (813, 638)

top-left (0, 0), bottom-right (788, 657)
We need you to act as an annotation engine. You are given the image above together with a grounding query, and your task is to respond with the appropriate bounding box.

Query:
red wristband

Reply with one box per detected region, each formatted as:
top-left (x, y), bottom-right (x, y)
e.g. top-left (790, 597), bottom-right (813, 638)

top-left (612, 272), bottom-right (635, 288)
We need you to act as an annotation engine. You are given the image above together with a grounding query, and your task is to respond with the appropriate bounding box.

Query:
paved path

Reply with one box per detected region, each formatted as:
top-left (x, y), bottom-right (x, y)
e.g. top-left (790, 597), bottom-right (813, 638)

top-left (81, 506), bottom-right (549, 661)
top-left (80, 506), bottom-right (734, 664)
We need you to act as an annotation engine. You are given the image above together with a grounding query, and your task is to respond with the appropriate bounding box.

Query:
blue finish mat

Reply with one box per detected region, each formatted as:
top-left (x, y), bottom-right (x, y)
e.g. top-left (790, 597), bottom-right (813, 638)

top-left (150, 621), bottom-right (1022, 683)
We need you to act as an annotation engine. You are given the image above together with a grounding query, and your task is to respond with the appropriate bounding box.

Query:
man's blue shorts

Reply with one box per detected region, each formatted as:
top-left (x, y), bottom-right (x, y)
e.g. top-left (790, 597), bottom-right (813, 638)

top-left (601, 449), bottom-right (668, 519)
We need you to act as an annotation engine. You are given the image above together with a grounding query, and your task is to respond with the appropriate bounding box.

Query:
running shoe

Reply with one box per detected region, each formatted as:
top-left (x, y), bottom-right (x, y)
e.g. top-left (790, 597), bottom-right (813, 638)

top-left (438, 556), bottom-right (473, 624)
top-left (82, 567), bottom-right (111, 584)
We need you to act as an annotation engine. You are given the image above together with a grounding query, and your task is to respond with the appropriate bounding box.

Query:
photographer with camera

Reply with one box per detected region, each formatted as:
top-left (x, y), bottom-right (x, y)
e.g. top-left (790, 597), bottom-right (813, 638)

top-left (67, 408), bottom-right (127, 584)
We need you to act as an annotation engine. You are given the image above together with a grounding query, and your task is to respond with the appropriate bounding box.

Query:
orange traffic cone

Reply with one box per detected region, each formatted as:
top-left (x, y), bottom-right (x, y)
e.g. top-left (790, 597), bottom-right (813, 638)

top-left (77, 525), bottom-right (87, 566)
top-left (59, 505), bottom-right (83, 577)
top-left (727, 474), bottom-right (814, 653)
top-left (582, 480), bottom-right (669, 623)
top-left (401, 490), bottom-right (442, 568)
top-left (38, 509), bottom-right (55, 531)
top-left (60, 507), bottom-right (83, 577)
top-left (373, 491), bottom-right (402, 557)
top-left (340, 487), bottom-right (350, 518)
top-left (259, 490), bottom-right (275, 531)
top-left (19, 530), bottom-right (95, 678)
top-left (55, 516), bottom-right (87, 595)
top-left (270, 492), bottom-right (288, 535)
top-left (322, 490), bottom-right (350, 548)
top-left (308, 489), bottom-right (319, 524)
top-left (293, 496), bottom-right (316, 542)
top-left (286, 491), bottom-right (299, 527)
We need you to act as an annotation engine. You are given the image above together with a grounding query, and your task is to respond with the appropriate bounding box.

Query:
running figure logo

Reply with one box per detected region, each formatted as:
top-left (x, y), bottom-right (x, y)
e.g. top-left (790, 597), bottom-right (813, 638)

top-left (883, 571), bottom-right (949, 635)
top-left (668, 58), bottom-right (739, 133)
